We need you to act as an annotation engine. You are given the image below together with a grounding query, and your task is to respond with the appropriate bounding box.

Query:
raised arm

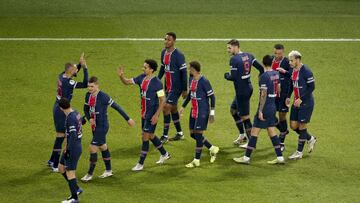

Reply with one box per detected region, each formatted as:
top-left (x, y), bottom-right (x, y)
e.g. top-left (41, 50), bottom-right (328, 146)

top-left (117, 66), bottom-right (135, 85)
top-left (75, 53), bottom-right (89, 88)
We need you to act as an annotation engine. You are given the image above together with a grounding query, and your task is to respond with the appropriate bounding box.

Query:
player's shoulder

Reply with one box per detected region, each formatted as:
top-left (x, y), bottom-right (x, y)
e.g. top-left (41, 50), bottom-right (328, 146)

top-left (174, 48), bottom-right (185, 57)
top-left (152, 76), bottom-right (163, 85)
top-left (301, 64), bottom-right (313, 75)
top-left (200, 75), bottom-right (211, 84)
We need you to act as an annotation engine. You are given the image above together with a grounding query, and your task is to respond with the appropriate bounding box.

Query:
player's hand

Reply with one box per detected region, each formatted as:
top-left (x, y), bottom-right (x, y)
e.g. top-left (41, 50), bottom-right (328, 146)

top-left (224, 72), bottom-right (230, 80)
top-left (90, 118), bottom-right (95, 126)
top-left (64, 150), bottom-right (70, 160)
top-left (285, 98), bottom-right (291, 107)
top-left (80, 52), bottom-right (87, 68)
top-left (276, 67), bottom-right (286, 74)
top-left (117, 66), bottom-right (125, 77)
top-left (258, 111), bottom-right (265, 121)
top-left (127, 118), bottom-right (135, 127)
top-left (209, 115), bottom-right (215, 123)
top-left (151, 114), bottom-right (159, 125)
top-left (294, 98), bottom-right (302, 107)
top-left (179, 107), bottom-right (185, 117)
top-left (181, 91), bottom-right (188, 99)
top-left (81, 116), bottom-right (87, 125)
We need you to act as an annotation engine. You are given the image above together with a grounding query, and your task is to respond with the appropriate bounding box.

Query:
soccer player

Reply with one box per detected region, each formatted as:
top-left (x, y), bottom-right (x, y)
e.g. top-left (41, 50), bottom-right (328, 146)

top-left (179, 61), bottom-right (219, 168)
top-left (271, 44), bottom-right (292, 151)
top-left (80, 76), bottom-right (135, 182)
top-left (48, 53), bottom-right (88, 172)
top-left (158, 32), bottom-right (188, 143)
top-left (224, 39), bottom-right (264, 147)
top-left (117, 59), bottom-right (171, 171)
top-left (233, 55), bottom-right (285, 164)
top-left (57, 98), bottom-right (83, 203)
top-left (278, 51), bottom-right (317, 160)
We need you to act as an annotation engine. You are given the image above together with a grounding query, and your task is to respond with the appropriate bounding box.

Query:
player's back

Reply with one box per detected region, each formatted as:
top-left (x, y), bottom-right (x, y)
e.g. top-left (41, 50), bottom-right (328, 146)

top-left (230, 52), bottom-right (256, 91)
top-left (65, 110), bottom-right (83, 147)
top-left (259, 70), bottom-right (279, 110)
top-left (56, 72), bottom-right (76, 101)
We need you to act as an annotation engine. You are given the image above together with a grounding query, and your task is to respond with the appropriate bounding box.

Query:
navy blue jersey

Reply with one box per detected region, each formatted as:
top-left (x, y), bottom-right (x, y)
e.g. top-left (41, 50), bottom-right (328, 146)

top-left (55, 69), bottom-right (88, 101)
top-left (84, 91), bottom-right (130, 130)
top-left (133, 74), bottom-right (164, 119)
top-left (271, 56), bottom-right (292, 97)
top-left (258, 70), bottom-right (279, 112)
top-left (158, 48), bottom-right (188, 93)
top-left (226, 52), bottom-right (263, 95)
top-left (65, 110), bottom-right (82, 151)
top-left (188, 76), bottom-right (214, 118)
top-left (288, 64), bottom-right (315, 107)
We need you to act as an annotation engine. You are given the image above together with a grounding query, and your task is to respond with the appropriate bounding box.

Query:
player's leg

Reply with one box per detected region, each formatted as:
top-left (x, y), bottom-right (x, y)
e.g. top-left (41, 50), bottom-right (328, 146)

top-left (132, 131), bottom-right (150, 171)
top-left (147, 118), bottom-right (171, 164)
top-left (99, 143), bottom-right (113, 178)
top-left (231, 97), bottom-right (246, 145)
top-left (266, 127), bottom-right (285, 164)
top-left (65, 170), bottom-right (79, 202)
top-left (233, 119), bottom-right (261, 164)
top-left (289, 106), bottom-right (304, 160)
top-left (238, 92), bottom-right (253, 142)
top-left (170, 104), bottom-right (184, 140)
top-left (81, 144), bottom-right (98, 182)
top-left (298, 105), bottom-right (317, 153)
top-left (49, 104), bottom-right (66, 171)
top-left (278, 111), bottom-right (289, 151)
top-left (161, 102), bottom-right (172, 143)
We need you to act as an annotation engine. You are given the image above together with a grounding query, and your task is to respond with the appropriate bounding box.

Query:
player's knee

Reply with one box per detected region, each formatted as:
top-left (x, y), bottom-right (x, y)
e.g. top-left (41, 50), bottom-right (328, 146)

top-left (298, 123), bottom-right (307, 130)
top-left (66, 170), bottom-right (75, 179)
top-left (290, 122), bottom-right (298, 130)
top-left (58, 164), bottom-right (65, 173)
top-left (56, 133), bottom-right (65, 138)
top-left (89, 145), bottom-right (98, 153)
top-left (99, 144), bottom-right (108, 151)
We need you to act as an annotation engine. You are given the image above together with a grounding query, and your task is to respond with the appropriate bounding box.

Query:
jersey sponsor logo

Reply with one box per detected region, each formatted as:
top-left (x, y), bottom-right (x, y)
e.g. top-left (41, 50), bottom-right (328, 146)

top-left (69, 80), bottom-right (76, 85)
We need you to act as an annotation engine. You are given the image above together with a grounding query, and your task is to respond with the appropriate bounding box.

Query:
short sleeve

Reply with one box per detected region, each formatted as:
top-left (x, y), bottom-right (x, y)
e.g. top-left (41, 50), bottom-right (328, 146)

top-left (203, 79), bottom-right (214, 96)
top-left (259, 75), bottom-right (268, 90)
top-left (132, 74), bottom-right (146, 85)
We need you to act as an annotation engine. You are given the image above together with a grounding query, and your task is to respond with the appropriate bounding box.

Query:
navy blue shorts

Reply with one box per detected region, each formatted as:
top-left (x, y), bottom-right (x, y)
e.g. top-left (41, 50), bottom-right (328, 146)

top-left (290, 104), bottom-right (314, 123)
top-left (91, 127), bottom-right (109, 146)
top-left (165, 90), bottom-right (182, 105)
top-left (53, 102), bottom-right (66, 133)
top-left (275, 94), bottom-right (289, 113)
top-left (253, 110), bottom-right (278, 129)
top-left (142, 118), bottom-right (157, 133)
top-left (60, 149), bottom-right (82, 171)
top-left (189, 113), bottom-right (209, 131)
top-left (230, 91), bottom-right (253, 117)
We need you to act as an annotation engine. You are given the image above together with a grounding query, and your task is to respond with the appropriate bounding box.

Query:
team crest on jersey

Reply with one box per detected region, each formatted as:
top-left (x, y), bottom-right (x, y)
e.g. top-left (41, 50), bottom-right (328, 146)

top-left (241, 55), bottom-right (249, 61)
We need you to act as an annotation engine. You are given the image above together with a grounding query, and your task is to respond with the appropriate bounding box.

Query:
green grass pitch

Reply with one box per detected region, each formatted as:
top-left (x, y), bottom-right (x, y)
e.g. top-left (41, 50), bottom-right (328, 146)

top-left (0, 0), bottom-right (360, 202)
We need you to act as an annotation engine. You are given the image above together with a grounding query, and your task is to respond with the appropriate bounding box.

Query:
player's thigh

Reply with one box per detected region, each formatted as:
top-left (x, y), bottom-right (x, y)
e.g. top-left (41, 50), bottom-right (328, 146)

top-left (192, 114), bottom-right (209, 131)
top-left (236, 94), bottom-right (251, 116)
top-left (143, 118), bottom-right (157, 134)
top-left (267, 127), bottom-right (278, 137)
top-left (53, 105), bottom-right (66, 133)
top-left (298, 105), bottom-right (314, 124)
top-left (166, 90), bottom-right (181, 105)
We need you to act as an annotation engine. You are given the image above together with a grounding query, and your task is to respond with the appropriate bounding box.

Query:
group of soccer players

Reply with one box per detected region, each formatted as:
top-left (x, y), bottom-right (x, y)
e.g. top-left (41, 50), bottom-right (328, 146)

top-left (49, 32), bottom-right (317, 203)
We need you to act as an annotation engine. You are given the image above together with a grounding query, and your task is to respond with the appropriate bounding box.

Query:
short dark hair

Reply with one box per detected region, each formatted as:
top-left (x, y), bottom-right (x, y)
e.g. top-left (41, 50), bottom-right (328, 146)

top-left (227, 39), bottom-right (240, 47)
top-left (262, 55), bottom-right (273, 67)
top-left (145, 59), bottom-right (158, 72)
top-left (189, 61), bottom-right (201, 72)
top-left (89, 76), bottom-right (98, 84)
top-left (64, 63), bottom-right (74, 72)
top-left (274, 44), bottom-right (284, 50)
top-left (166, 32), bottom-right (177, 41)
top-left (58, 98), bottom-right (70, 109)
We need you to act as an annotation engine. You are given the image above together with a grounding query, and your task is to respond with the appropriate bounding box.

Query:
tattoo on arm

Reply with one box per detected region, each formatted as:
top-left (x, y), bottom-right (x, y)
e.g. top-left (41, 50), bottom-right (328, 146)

top-left (259, 89), bottom-right (267, 112)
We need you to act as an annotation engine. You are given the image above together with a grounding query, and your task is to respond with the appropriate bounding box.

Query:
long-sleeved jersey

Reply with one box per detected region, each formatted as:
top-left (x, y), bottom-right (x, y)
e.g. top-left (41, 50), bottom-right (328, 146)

top-left (84, 91), bottom-right (130, 131)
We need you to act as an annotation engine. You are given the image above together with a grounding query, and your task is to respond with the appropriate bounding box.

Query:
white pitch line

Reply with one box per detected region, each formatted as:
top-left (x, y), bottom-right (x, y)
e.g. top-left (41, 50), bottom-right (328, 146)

top-left (0, 38), bottom-right (359, 42)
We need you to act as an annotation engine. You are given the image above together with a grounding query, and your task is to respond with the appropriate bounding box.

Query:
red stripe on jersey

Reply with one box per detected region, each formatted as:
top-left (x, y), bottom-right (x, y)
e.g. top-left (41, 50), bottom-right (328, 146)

top-left (89, 94), bottom-right (97, 131)
top-left (140, 78), bottom-right (151, 119)
top-left (190, 80), bottom-right (199, 119)
top-left (56, 79), bottom-right (62, 98)
top-left (292, 70), bottom-right (300, 100)
top-left (271, 59), bottom-right (281, 71)
top-left (164, 52), bottom-right (172, 92)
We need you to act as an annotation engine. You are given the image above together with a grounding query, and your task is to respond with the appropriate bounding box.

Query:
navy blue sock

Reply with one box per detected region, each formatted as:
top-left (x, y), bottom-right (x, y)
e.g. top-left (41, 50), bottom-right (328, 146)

top-left (232, 113), bottom-right (245, 134)
top-left (151, 136), bottom-right (167, 155)
top-left (202, 136), bottom-right (212, 149)
top-left (279, 120), bottom-right (288, 143)
top-left (243, 119), bottom-right (253, 139)
top-left (302, 128), bottom-right (312, 141)
top-left (163, 114), bottom-right (171, 137)
top-left (297, 129), bottom-right (308, 152)
top-left (171, 112), bottom-right (182, 133)
top-left (68, 178), bottom-right (78, 200)
top-left (194, 133), bottom-right (204, 159)
top-left (139, 140), bottom-right (149, 165)
top-left (270, 135), bottom-right (283, 157)
top-left (281, 120), bottom-right (288, 133)
top-left (190, 133), bottom-right (196, 139)
top-left (51, 137), bottom-right (64, 168)
top-left (294, 128), bottom-right (301, 135)
top-left (88, 153), bottom-right (97, 175)
top-left (101, 149), bottom-right (111, 171)
top-left (62, 172), bottom-right (68, 181)
top-left (245, 136), bottom-right (257, 158)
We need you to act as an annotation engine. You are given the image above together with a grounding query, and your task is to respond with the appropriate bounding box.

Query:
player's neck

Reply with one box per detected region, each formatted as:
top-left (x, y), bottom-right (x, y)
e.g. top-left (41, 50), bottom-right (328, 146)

top-left (193, 73), bottom-right (201, 80)
top-left (145, 73), bottom-right (154, 79)
top-left (264, 66), bottom-right (272, 72)
top-left (91, 90), bottom-right (100, 96)
top-left (166, 47), bottom-right (175, 52)
top-left (64, 72), bottom-right (73, 78)
top-left (295, 63), bottom-right (303, 70)
top-left (63, 108), bottom-right (73, 116)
